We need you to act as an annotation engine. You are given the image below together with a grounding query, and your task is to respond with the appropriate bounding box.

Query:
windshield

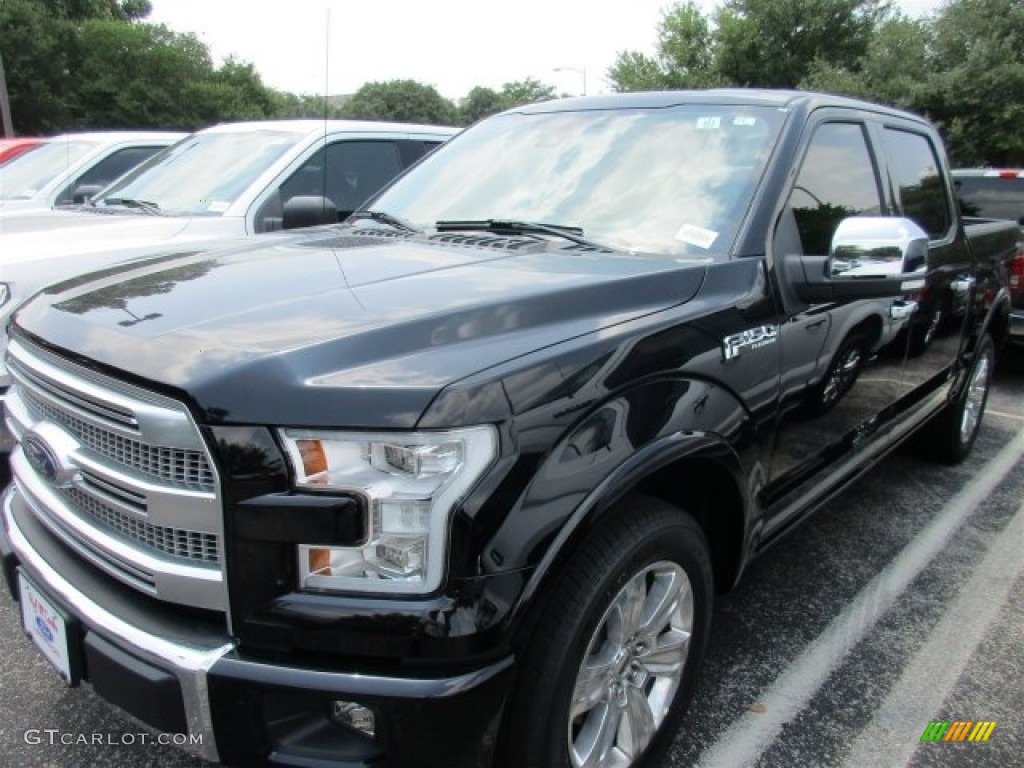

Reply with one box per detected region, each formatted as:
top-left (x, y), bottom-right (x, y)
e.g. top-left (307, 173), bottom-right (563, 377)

top-left (373, 105), bottom-right (785, 256)
top-left (95, 130), bottom-right (302, 215)
top-left (0, 139), bottom-right (98, 200)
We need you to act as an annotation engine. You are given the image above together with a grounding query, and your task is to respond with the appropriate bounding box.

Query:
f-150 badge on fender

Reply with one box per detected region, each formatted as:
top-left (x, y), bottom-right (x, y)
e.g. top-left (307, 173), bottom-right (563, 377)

top-left (722, 325), bottom-right (778, 361)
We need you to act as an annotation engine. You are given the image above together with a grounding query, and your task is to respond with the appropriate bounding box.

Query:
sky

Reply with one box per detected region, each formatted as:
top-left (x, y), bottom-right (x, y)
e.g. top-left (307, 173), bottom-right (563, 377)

top-left (147, 0), bottom-right (946, 102)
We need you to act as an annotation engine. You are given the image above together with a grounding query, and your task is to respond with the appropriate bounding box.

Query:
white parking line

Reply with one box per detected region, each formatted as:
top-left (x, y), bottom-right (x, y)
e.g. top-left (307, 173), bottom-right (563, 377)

top-left (986, 408), bottom-right (1023, 422)
top-left (696, 427), bottom-right (1024, 768)
top-left (841, 499), bottom-right (1024, 767)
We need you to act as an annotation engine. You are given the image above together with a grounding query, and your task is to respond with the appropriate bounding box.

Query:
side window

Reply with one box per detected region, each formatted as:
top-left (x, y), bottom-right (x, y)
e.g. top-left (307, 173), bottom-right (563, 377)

top-left (323, 140), bottom-right (403, 214)
top-left (397, 139), bottom-right (444, 167)
top-left (787, 123), bottom-right (883, 255)
top-left (882, 128), bottom-right (951, 239)
top-left (55, 146), bottom-right (162, 204)
top-left (257, 141), bottom-right (403, 232)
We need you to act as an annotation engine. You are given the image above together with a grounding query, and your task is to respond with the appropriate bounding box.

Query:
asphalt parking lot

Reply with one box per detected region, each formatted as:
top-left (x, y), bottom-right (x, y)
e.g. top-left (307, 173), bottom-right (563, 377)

top-left (0, 346), bottom-right (1021, 768)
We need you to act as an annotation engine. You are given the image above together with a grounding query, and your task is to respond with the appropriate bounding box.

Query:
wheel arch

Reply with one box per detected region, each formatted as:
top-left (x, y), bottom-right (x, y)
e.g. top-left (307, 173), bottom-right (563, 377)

top-left (509, 433), bottom-right (750, 647)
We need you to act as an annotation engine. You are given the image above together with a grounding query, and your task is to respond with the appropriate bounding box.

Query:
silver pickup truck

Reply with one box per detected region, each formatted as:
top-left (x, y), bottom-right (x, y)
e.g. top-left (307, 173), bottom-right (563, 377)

top-left (0, 120), bottom-right (458, 411)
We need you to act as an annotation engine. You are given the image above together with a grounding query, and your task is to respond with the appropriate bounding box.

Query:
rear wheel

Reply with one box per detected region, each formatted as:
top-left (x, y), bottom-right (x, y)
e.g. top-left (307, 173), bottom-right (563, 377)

top-left (497, 495), bottom-right (712, 768)
top-left (917, 334), bottom-right (994, 464)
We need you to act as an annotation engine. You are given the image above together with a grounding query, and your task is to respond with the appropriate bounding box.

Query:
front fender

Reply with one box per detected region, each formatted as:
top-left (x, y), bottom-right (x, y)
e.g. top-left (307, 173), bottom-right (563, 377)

top-left (478, 373), bottom-right (758, 637)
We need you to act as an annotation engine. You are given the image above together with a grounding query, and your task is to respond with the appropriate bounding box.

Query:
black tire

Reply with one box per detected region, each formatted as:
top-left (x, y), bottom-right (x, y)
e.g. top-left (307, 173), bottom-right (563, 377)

top-left (497, 494), bottom-right (713, 768)
top-left (804, 332), bottom-right (868, 415)
top-left (916, 334), bottom-right (994, 464)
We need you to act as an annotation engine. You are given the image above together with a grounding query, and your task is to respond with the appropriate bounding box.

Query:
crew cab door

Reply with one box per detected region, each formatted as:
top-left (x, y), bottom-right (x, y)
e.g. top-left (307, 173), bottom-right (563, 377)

top-left (759, 113), bottom-right (961, 535)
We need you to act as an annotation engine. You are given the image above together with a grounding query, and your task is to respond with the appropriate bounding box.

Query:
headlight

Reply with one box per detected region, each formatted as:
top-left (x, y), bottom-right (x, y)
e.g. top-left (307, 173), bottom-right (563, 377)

top-left (278, 425), bottom-right (497, 594)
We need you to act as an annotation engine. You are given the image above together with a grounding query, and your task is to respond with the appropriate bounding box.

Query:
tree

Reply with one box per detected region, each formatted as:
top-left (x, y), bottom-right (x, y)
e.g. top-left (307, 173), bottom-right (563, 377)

top-left (714, 0), bottom-right (886, 88)
top-left (800, 14), bottom-right (931, 107)
top-left (918, 0), bottom-right (1024, 165)
top-left (609, 1), bottom-right (722, 91)
top-left (499, 78), bottom-right (556, 106)
top-left (608, 52), bottom-right (674, 92)
top-left (457, 79), bottom-right (557, 125)
top-left (39, 0), bottom-right (152, 21)
top-left (340, 80), bottom-right (457, 125)
top-left (0, 0), bottom-right (278, 133)
top-left (0, 0), bottom-right (76, 131)
top-left (459, 86), bottom-right (505, 125)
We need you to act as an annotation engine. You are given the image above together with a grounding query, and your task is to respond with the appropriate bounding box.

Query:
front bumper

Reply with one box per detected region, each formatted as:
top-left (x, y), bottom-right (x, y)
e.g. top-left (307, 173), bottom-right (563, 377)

top-left (1, 485), bottom-right (514, 767)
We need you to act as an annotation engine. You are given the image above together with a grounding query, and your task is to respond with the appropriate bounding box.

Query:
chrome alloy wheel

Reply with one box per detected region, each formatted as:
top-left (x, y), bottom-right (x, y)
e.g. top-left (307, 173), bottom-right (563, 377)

top-left (960, 349), bottom-right (991, 445)
top-left (568, 562), bottom-right (693, 768)
top-left (822, 345), bottom-right (863, 406)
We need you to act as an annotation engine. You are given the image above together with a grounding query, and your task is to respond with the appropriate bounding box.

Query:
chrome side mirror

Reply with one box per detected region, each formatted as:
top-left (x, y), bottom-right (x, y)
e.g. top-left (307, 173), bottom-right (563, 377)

top-left (829, 217), bottom-right (929, 278)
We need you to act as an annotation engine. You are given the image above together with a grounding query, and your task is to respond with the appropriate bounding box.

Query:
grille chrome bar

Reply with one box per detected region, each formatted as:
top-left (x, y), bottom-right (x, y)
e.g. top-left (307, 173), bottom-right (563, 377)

top-left (5, 336), bottom-right (226, 613)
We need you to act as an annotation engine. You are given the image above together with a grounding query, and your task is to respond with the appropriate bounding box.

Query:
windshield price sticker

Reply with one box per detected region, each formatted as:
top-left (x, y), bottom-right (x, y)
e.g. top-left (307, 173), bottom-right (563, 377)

top-left (19, 577), bottom-right (74, 685)
top-left (696, 116), bottom-right (722, 130)
top-left (675, 224), bottom-right (719, 249)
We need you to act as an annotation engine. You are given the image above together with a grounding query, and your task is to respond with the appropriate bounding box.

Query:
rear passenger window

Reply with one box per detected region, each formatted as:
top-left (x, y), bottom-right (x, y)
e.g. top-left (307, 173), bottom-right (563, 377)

top-left (882, 128), bottom-right (951, 239)
top-left (788, 123), bottom-right (883, 255)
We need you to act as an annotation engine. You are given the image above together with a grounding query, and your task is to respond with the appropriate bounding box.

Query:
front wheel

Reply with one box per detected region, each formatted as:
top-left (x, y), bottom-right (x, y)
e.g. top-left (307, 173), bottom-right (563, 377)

top-left (497, 495), bottom-right (713, 768)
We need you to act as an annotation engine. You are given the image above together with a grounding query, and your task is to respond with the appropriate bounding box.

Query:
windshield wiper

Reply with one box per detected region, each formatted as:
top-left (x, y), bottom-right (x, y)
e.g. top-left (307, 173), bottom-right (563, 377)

top-left (348, 209), bottom-right (421, 234)
top-left (435, 219), bottom-right (612, 250)
top-left (100, 198), bottom-right (162, 215)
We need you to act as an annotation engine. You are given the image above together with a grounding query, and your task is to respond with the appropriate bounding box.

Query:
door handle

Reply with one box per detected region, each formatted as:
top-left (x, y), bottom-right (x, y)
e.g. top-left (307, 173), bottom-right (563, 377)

top-left (890, 300), bottom-right (918, 320)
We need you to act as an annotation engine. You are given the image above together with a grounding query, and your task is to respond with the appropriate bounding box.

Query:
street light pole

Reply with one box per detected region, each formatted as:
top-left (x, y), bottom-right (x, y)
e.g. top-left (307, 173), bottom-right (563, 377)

top-left (554, 66), bottom-right (587, 96)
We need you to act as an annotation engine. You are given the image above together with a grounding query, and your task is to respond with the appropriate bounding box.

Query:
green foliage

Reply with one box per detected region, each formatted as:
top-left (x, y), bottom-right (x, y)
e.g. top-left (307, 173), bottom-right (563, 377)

top-left (800, 15), bottom-right (931, 107)
top-left (608, 52), bottom-right (673, 92)
top-left (39, 0), bottom-right (152, 21)
top-left (609, 0), bottom-right (1023, 165)
top-left (457, 79), bottom-right (556, 124)
top-left (499, 78), bottom-right (556, 106)
top-left (459, 86), bottom-right (506, 125)
top-left (918, 0), bottom-right (1024, 165)
top-left (714, 0), bottom-right (884, 87)
top-left (340, 79), bottom-right (457, 126)
top-left (1, 0), bottom-right (77, 131)
top-left (0, 0), bottom-right (276, 133)
top-left (609, 2), bottom-right (723, 91)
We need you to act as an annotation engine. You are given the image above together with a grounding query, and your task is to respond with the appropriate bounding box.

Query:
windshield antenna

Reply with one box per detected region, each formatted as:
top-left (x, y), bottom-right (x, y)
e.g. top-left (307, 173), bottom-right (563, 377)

top-left (321, 8), bottom-right (330, 219)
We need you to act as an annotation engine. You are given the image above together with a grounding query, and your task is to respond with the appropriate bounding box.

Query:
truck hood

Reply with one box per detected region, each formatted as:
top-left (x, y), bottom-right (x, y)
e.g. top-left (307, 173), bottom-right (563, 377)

top-left (13, 227), bottom-right (709, 428)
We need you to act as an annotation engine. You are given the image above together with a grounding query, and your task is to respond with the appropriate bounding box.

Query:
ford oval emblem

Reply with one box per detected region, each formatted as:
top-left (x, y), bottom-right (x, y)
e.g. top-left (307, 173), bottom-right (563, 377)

top-left (23, 434), bottom-right (61, 483)
top-left (22, 425), bottom-right (82, 488)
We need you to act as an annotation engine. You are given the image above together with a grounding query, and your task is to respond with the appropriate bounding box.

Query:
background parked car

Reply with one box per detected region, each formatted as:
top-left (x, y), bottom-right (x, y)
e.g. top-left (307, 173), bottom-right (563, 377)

top-left (0, 138), bottom-right (42, 167)
top-left (0, 119), bottom-right (457, 452)
top-left (0, 131), bottom-right (184, 212)
top-left (953, 168), bottom-right (1024, 227)
top-left (953, 168), bottom-right (1024, 344)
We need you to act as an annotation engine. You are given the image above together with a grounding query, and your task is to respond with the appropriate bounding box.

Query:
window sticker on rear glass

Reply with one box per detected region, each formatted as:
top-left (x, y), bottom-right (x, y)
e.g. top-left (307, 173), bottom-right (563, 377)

top-left (696, 116), bottom-right (722, 130)
top-left (675, 224), bottom-right (719, 249)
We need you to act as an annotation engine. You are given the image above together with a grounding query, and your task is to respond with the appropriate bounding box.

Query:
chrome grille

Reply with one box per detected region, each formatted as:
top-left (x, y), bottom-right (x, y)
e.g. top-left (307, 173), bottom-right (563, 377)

top-left (18, 376), bottom-right (214, 491)
top-left (60, 487), bottom-right (220, 563)
top-left (5, 337), bottom-right (226, 612)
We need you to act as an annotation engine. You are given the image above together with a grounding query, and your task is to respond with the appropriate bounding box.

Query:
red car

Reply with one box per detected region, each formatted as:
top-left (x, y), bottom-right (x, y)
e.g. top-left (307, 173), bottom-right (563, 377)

top-left (0, 137), bottom-right (42, 166)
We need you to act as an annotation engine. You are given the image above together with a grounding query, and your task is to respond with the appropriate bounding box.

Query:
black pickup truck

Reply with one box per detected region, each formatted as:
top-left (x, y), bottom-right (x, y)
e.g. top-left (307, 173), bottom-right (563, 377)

top-left (1, 91), bottom-right (1019, 768)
